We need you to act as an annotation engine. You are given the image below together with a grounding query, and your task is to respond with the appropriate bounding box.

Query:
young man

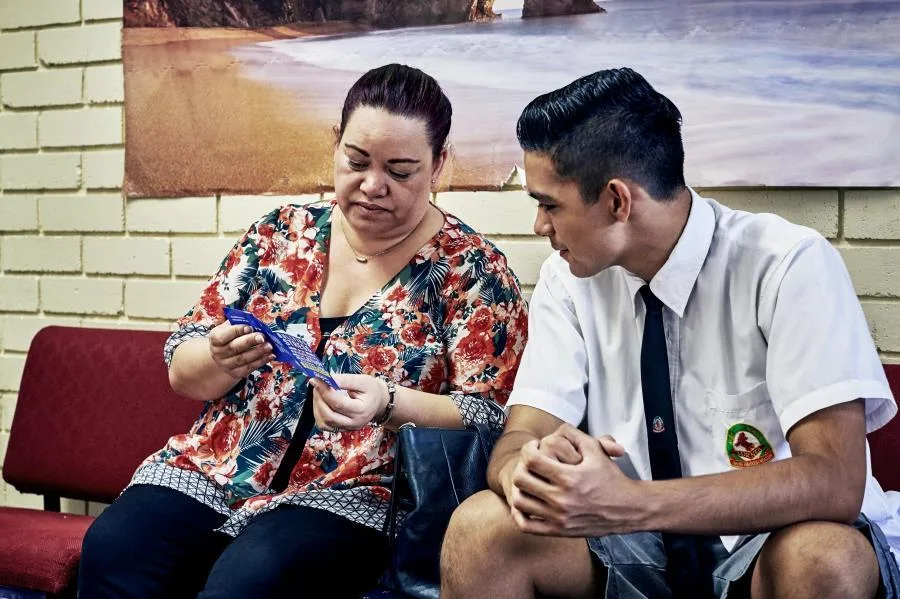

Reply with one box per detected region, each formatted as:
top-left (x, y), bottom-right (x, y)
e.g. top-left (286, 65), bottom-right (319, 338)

top-left (440, 68), bottom-right (900, 599)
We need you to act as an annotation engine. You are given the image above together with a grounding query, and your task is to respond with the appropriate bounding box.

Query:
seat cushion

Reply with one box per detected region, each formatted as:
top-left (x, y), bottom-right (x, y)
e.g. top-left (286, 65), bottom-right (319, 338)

top-left (0, 507), bottom-right (94, 594)
top-left (870, 364), bottom-right (900, 491)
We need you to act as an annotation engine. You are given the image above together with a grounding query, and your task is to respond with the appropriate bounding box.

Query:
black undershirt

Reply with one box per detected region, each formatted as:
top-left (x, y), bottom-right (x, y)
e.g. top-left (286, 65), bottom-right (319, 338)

top-left (269, 316), bottom-right (347, 493)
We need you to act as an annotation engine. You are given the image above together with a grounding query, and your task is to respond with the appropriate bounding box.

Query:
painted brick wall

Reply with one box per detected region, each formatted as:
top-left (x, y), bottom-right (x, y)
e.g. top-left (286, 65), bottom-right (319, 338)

top-left (1, 5), bottom-right (898, 514)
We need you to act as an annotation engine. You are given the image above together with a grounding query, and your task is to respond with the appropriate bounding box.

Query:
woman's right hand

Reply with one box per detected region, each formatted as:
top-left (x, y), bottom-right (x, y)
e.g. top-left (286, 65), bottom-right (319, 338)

top-left (208, 322), bottom-right (274, 379)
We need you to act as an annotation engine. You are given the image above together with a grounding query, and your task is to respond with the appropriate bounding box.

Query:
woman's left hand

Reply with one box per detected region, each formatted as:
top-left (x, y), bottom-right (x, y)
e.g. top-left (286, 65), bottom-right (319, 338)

top-left (310, 373), bottom-right (389, 433)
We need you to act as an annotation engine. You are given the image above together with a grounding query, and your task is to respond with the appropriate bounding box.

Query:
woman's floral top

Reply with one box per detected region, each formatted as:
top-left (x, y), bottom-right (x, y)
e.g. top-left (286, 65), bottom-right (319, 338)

top-left (130, 201), bottom-right (528, 536)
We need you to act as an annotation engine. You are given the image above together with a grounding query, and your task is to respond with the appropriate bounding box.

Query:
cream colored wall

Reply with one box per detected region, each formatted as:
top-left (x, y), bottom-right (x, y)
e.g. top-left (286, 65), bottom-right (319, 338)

top-left (1, 2), bottom-right (898, 514)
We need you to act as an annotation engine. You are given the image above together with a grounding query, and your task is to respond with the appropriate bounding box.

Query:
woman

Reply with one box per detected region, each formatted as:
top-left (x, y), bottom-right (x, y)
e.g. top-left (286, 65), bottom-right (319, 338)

top-left (79, 64), bottom-right (528, 599)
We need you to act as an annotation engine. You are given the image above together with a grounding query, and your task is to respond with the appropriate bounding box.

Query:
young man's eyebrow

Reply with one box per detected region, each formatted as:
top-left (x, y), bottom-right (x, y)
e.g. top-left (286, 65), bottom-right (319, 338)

top-left (345, 143), bottom-right (419, 165)
top-left (528, 190), bottom-right (556, 204)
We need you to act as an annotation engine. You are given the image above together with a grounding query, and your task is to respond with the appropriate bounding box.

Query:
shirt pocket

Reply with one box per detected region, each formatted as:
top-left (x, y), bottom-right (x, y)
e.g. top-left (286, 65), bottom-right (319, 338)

top-left (706, 381), bottom-right (782, 470)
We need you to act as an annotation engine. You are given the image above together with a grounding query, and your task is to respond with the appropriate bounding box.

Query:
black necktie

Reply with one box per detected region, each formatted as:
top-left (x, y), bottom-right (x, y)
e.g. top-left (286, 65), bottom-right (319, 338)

top-left (639, 286), bottom-right (708, 598)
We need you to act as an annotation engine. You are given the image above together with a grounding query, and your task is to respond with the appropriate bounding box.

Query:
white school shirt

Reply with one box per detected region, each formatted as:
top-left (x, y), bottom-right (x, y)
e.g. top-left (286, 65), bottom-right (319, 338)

top-left (507, 190), bottom-right (897, 552)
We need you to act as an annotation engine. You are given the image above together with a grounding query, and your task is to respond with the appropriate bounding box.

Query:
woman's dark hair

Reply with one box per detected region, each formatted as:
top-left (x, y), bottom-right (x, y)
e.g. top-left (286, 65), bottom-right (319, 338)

top-left (338, 64), bottom-right (452, 161)
top-left (517, 67), bottom-right (686, 202)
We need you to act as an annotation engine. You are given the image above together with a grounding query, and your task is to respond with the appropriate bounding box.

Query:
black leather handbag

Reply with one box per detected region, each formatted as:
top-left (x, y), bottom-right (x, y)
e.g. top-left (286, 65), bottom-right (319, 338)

top-left (383, 423), bottom-right (501, 599)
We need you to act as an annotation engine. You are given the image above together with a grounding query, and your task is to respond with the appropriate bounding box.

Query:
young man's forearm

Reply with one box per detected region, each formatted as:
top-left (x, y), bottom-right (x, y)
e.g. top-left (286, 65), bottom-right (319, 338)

top-left (640, 401), bottom-right (867, 536)
top-left (487, 429), bottom-right (540, 496)
top-left (638, 452), bottom-right (864, 536)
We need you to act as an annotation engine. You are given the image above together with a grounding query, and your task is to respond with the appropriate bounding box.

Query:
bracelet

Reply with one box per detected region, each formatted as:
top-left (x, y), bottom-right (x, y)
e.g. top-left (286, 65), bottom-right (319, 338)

top-left (373, 378), bottom-right (396, 426)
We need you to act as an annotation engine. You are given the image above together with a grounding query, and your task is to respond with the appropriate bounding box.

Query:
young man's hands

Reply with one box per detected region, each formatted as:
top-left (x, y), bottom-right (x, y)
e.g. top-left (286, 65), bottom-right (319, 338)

top-left (502, 424), bottom-right (645, 538)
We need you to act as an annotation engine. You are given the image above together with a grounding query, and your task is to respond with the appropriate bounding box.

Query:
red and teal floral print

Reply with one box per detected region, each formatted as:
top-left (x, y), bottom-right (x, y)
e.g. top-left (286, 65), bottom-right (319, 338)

top-left (134, 201), bottom-right (527, 531)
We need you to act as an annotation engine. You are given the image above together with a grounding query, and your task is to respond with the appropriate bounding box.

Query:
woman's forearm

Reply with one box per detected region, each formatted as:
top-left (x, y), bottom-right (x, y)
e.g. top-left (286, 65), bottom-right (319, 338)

top-left (168, 337), bottom-right (242, 401)
top-left (381, 386), bottom-right (464, 431)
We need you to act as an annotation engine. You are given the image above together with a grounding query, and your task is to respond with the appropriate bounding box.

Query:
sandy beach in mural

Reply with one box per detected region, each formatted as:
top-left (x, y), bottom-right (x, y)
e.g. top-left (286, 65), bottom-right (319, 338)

top-left (124, 27), bottom-right (340, 197)
top-left (125, 0), bottom-right (900, 197)
top-left (123, 25), bottom-right (529, 197)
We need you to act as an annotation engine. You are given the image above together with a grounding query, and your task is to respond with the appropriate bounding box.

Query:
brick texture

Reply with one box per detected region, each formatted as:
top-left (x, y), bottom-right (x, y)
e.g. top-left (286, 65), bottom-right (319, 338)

top-left (839, 247), bottom-right (900, 298)
top-left (0, 112), bottom-right (38, 150)
top-left (38, 23), bottom-right (122, 65)
top-left (127, 197), bottom-right (217, 233)
top-left (82, 0), bottom-right (124, 21)
top-left (172, 238), bottom-right (237, 277)
top-left (0, 153), bottom-right (80, 190)
top-left (844, 191), bottom-right (900, 240)
top-left (83, 237), bottom-right (169, 275)
top-left (2, 484), bottom-right (44, 510)
top-left (2, 0), bottom-right (900, 515)
top-left (1, 69), bottom-right (82, 108)
top-left (41, 277), bottom-right (123, 315)
top-left (219, 195), bottom-right (319, 233)
top-left (0, 277), bottom-right (39, 312)
top-left (84, 64), bottom-right (124, 103)
top-left (0, 315), bottom-right (82, 352)
top-left (489, 238), bottom-right (554, 287)
top-left (0, 356), bottom-right (26, 392)
top-left (40, 195), bottom-right (124, 232)
top-left (438, 191), bottom-right (535, 235)
top-left (82, 149), bottom-right (125, 189)
top-left (1, 394), bottom-right (16, 430)
top-left (125, 280), bottom-right (206, 320)
top-left (708, 190), bottom-right (839, 238)
top-left (1, 236), bottom-right (81, 272)
top-left (0, 0), bottom-right (79, 29)
top-left (0, 31), bottom-right (36, 70)
top-left (861, 301), bottom-right (900, 354)
top-left (0, 197), bottom-right (39, 232)
top-left (39, 107), bottom-right (123, 148)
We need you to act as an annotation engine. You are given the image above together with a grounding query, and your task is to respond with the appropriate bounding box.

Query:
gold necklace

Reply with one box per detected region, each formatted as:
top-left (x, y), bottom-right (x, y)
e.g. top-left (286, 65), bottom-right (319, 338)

top-left (338, 208), bottom-right (425, 264)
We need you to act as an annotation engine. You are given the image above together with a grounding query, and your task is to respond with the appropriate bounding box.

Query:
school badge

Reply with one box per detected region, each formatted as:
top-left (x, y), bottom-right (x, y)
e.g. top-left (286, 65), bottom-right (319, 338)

top-left (725, 423), bottom-right (774, 468)
top-left (651, 416), bottom-right (666, 433)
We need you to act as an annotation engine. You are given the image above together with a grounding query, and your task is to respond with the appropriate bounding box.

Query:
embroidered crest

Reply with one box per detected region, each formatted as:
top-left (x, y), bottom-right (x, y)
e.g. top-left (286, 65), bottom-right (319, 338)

top-left (651, 416), bottom-right (666, 433)
top-left (725, 423), bottom-right (775, 468)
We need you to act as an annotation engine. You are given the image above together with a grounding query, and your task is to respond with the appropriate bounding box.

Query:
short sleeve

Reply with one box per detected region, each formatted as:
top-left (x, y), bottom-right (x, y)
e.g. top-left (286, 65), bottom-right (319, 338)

top-left (163, 207), bottom-right (283, 366)
top-left (505, 259), bottom-right (589, 426)
top-left (442, 243), bottom-right (529, 428)
top-left (760, 235), bottom-right (896, 433)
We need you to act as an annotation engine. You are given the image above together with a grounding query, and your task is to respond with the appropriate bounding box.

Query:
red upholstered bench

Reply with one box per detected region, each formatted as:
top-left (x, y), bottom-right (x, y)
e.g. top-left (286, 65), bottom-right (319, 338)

top-left (871, 365), bottom-right (900, 493)
top-left (1, 325), bottom-right (899, 597)
top-left (0, 326), bottom-right (198, 598)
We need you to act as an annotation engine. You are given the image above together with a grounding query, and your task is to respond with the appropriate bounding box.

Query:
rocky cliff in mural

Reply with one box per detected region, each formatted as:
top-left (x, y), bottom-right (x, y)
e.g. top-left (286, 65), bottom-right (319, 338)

top-left (124, 0), bottom-right (499, 28)
top-left (522, 0), bottom-right (606, 19)
top-left (522, 0), bottom-right (603, 18)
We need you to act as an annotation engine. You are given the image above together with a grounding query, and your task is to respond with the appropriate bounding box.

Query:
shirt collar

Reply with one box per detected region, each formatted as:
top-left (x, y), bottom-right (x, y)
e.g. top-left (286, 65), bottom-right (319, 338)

top-left (624, 189), bottom-right (715, 318)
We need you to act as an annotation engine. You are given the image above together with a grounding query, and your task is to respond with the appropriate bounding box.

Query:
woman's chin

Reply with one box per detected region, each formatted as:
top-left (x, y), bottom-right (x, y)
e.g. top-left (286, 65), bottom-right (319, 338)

top-left (346, 204), bottom-right (397, 233)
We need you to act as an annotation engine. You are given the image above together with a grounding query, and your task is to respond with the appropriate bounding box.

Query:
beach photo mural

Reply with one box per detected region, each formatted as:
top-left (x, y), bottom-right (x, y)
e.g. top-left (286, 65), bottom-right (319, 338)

top-left (123, 0), bottom-right (900, 197)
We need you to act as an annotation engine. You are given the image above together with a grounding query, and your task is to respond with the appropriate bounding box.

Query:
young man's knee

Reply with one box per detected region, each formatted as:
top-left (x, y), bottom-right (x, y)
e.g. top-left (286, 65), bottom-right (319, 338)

top-left (445, 490), bottom-right (511, 550)
top-left (754, 521), bottom-right (880, 599)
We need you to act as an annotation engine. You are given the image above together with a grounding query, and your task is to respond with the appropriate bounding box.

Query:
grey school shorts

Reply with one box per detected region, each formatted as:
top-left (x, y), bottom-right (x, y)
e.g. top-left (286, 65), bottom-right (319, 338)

top-left (587, 514), bottom-right (900, 598)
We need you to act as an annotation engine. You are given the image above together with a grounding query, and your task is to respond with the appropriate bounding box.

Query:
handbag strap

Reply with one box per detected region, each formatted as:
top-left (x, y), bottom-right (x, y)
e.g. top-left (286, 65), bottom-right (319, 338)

top-left (385, 426), bottom-right (408, 541)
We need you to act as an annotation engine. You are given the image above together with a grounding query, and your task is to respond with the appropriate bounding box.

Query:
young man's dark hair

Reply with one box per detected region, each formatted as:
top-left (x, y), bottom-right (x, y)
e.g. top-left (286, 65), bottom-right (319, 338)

top-left (442, 66), bottom-right (899, 599)
top-left (516, 67), bottom-right (686, 202)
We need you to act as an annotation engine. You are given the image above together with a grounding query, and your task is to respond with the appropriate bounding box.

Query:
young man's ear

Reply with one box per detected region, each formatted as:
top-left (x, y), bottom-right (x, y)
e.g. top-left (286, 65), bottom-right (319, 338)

top-left (606, 179), bottom-right (632, 223)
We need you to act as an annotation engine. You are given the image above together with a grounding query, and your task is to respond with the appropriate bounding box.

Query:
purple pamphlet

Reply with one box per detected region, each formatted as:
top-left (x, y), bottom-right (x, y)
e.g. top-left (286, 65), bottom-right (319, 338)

top-left (224, 307), bottom-right (340, 389)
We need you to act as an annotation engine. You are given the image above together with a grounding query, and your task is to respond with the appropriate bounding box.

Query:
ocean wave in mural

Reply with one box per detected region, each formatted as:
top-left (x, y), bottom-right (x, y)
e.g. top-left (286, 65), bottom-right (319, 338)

top-left (124, 0), bottom-right (900, 197)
